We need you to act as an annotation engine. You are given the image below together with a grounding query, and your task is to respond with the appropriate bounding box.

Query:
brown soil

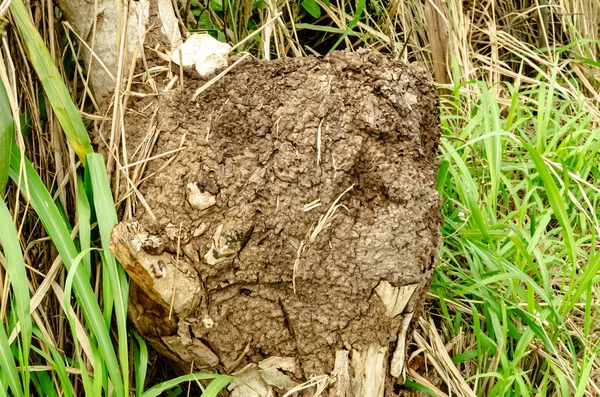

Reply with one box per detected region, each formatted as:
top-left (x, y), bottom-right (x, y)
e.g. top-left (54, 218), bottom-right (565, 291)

top-left (122, 49), bottom-right (442, 385)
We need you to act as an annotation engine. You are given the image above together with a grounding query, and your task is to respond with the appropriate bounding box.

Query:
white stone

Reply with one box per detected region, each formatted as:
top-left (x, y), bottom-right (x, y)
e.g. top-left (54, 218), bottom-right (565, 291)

top-left (171, 34), bottom-right (231, 77)
top-left (187, 183), bottom-right (216, 211)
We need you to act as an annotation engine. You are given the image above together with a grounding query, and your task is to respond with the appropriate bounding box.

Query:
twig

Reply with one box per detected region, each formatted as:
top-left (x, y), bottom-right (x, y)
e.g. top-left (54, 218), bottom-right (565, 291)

top-left (192, 52), bottom-right (251, 100)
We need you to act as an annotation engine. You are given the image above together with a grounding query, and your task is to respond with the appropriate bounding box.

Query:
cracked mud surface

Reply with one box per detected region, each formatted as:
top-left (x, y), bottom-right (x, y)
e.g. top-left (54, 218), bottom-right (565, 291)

top-left (123, 49), bottom-right (442, 379)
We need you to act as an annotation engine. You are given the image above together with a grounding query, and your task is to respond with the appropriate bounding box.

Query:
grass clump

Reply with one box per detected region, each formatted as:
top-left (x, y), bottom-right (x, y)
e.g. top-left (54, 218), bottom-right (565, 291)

top-left (432, 68), bottom-right (600, 395)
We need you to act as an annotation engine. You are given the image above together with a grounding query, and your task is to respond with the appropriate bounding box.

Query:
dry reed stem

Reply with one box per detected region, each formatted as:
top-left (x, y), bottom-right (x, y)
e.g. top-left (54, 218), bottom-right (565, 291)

top-left (191, 52), bottom-right (252, 100)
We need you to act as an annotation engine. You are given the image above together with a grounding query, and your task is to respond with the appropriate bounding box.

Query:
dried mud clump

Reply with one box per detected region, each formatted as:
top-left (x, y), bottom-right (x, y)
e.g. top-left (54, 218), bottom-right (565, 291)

top-left (112, 49), bottom-right (442, 388)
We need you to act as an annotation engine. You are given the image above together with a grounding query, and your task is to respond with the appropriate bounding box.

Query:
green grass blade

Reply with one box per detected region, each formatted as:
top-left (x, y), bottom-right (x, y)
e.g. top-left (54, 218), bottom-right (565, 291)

top-left (477, 82), bottom-right (502, 217)
top-left (329, 0), bottom-right (367, 51)
top-left (133, 332), bottom-right (149, 397)
top-left (63, 248), bottom-right (96, 320)
top-left (574, 353), bottom-right (595, 397)
top-left (31, 338), bottom-right (74, 397)
top-left (294, 23), bottom-right (360, 35)
top-left (8, 146), bottom-right (124, 396)
top-left (437, 159), bottom-right (450, 191)
top-left (30, 369), bottom-right (58, 397)
top-left (142, 374), bottom-right (231, 397)
top-left (0, 200), bottom-right (31, 393)
top-left (0, 80), bottom-right (13, 195)
top-left (404, 380), bottom-right (437, 396)
top-left (10, 0), bottom-right (92, 164)
top-left (520, 139), bottom-right (578, 309)
top-left (0, 318), bottom-right (22, 397)
top-left (201, 375), bottom-right (232, 397)
top-left (87, 153), bottom-right (129, 393)
top-left (510, 306), bottom-right (556, 354)
top-left (76, 177), bottom-right (91, 274)
top-left (62, 247), bottom-right (99, 396)
top-left (562, 249), bottom-right (600, 315)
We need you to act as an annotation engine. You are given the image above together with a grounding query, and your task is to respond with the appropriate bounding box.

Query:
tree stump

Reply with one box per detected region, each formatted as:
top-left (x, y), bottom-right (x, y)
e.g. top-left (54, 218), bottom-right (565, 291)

top-left (110, 50), bottom-right (442, 396)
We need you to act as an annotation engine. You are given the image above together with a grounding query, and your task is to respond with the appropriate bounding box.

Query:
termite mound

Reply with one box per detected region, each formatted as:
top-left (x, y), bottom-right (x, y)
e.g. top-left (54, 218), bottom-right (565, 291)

top-left (111, 49), bottom-right (442, 396)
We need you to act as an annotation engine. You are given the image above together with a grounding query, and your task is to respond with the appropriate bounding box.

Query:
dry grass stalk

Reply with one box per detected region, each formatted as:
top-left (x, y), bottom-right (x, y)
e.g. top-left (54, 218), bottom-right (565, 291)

top-left (413, 317), bottom-right (477, 397)
top-left (282, 375), bottom-right (330, 397)
top-left (292, 185), bottom-right (353, 292)
top-left (191, 52), bottom-right (252, 100)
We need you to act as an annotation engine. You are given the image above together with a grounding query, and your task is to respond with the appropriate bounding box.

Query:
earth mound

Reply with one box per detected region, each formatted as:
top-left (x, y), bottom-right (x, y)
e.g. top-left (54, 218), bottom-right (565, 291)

top-left (110, 49), bottom-right (442, 396)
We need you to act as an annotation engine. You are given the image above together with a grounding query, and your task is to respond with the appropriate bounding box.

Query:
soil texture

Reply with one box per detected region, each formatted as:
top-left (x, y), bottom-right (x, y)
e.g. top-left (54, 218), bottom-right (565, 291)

top-left (117, 49), bottom-right (442, 387)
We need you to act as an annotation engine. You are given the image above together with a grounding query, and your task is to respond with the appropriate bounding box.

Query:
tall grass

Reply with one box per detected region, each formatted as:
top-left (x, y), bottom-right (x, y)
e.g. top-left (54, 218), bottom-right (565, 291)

top-left (0, 0), bottom-right (230, 395)
top-left (431, 67), bottom-right (600, 395)
top-left (1, 0), bottom-right (600, 396)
